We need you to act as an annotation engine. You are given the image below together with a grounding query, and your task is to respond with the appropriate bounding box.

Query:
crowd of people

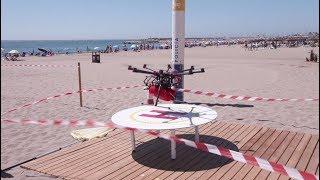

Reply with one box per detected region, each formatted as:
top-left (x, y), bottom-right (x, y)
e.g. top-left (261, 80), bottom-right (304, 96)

top-left (2, 36), bottom-right (318, 61)
top-left (306, 50), bottom-right (319, 63)
top-left (243, 40), bottom-right (318, 51)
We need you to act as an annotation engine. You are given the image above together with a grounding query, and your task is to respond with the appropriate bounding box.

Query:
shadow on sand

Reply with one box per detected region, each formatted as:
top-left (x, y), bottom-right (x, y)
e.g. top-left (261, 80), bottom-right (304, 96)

top-left (1, 170), bottom-right (13, 178)
top-left (132, 134), bottom-right (239, 171)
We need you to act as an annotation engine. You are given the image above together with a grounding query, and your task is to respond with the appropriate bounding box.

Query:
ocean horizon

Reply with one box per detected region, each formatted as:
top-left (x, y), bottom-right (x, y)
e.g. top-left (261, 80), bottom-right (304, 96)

top-left (1, 39), bottom-right (147, 53)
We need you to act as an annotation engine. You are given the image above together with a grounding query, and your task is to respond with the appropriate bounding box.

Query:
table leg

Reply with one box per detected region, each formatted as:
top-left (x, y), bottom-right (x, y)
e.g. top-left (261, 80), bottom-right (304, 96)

top-left (171, 130), bottom-right (176, 160)
top-left (195, 126), bottom-right (199, 143)
top-left (156, 130), bottom-right (160, 139)
top-left (131, 130), bottom-right (136, 152)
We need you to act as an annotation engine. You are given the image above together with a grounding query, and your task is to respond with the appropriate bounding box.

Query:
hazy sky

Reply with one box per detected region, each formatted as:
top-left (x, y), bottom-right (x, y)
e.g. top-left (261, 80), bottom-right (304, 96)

top-left (1, 0), bottom-right (319, 40)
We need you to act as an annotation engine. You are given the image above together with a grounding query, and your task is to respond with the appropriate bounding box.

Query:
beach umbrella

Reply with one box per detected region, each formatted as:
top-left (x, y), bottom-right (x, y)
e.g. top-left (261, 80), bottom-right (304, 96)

top-left (130, 44), bottom-right (137, 49)
top-left (93, 47), bottom-right (100, 50)
top-left (9, 50), bottom-right (19, 54)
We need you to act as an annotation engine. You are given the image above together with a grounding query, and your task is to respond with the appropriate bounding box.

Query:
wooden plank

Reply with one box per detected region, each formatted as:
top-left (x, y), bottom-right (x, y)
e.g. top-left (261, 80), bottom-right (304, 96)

top-left (158, 124), bottom-right (245, 180)
top-left (237, 130), bottom-right (290, 180)
top-left (253, 131), bottom-right (297, 180)
top-left (33, 129), bottom-right (150, 172)
top-left (63, 129), bottom-right (160, 179)
top-left (101, 122), bottom-right (226, 180)
top-left (305, 140), bottom-right (319, 175)
top-left (27, 128), bottom-right (154, 178)
top-left (265, 132), bottom-right (304, 179)
top-left (184, 125), bottom-right (262, 180)
top-left (174, 124), bottom-right (254, 180)
top-left (99, 122), bottom-right (236, 180)
top-left (200, 127), bottom-right (271, 180)
top-left (127, 122), bottom-right (236, 180)
top-left (57, 130), bottom-right (171, 178)
top-left (21, 122), bottom-right (318, 180)
top-left (277, 133), bottom-right (312, 180)
top-left (37, 134), bottom-right (133, 172)
top-left (123, 122), bottom-right (228, 180)
top-left (105, 122), bottom-right (224, 180)
top-left (296, 135), bottom-right (319, 171)
top-left (144, 124), bottom-right (239, 179)
top-left (195, 127), bottom-right (270, 180)
top-left (22, 129), bottom-right (124, 168)
top-left (218, 128), bottom-right (278, 180)
top-left (47, 135), bottom-right (142, 176)
top-left (22, 134), bottom-right (109, 168)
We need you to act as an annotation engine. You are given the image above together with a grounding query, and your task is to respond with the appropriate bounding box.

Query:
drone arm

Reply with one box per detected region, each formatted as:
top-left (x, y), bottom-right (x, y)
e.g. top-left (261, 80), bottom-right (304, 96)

top-left (182, 66), bottom-right (194, 72)
top-left (191, 69), bottom-right (205, 74)
top-left (132, 68), bottom-right (156, 75)
top-left (154, 84), bottom-right (162, 106)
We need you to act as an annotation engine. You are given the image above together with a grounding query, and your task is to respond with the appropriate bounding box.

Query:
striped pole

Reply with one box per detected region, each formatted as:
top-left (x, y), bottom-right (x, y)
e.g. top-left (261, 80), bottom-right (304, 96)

top-left (172, 0), bottom-right (185, 102)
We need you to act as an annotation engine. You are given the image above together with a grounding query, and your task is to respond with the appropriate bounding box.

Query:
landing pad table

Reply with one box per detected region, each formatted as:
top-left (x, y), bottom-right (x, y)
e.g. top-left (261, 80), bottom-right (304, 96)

top-left (111, 104), bottom-right (217, 159)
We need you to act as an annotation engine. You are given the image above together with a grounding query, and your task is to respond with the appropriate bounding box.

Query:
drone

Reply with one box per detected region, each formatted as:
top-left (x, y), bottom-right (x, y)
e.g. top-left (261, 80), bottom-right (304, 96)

top-left (128, 64), bottom-right (205, 106)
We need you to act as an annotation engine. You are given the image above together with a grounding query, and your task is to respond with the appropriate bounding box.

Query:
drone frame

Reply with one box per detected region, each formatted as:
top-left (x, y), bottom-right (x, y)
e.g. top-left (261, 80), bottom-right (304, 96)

top-left (128, 64), bottom-right (205, 106)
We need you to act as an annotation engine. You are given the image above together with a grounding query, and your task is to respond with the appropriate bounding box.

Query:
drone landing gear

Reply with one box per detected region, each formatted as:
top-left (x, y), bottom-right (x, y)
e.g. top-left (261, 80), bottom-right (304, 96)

top-left (154, 85), bottom-right (162, 106)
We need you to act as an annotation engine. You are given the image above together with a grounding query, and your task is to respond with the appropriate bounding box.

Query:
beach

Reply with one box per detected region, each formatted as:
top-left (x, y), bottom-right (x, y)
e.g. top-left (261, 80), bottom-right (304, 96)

top-left (1, 45), bottom-right (319, 178)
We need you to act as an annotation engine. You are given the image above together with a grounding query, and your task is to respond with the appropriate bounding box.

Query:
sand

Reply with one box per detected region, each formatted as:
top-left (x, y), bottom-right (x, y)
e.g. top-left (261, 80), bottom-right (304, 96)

top-left (1, 45), bottom-right (319, 179)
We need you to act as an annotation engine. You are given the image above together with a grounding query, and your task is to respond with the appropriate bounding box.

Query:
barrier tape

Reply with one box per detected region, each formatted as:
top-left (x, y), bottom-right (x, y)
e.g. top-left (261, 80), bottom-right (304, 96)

top-left (1, 64), bottom-right (76, 68)
top-left (1, 118), bottom-right (318, 180)
top-left (177, 88), bottom-right (319, 102)
top-left (2, 85), bottom-right (317, 116)
top-left (0, 85), bottom-right (144, 116)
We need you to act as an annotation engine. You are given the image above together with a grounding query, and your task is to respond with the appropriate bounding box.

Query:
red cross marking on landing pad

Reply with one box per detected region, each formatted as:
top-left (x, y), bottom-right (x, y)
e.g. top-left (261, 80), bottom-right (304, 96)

top-left (139, 110), bottom-right (188, 120)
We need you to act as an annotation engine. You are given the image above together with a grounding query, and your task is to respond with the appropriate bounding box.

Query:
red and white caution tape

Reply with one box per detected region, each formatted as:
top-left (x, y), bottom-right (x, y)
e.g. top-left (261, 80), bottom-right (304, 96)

top-left (1, 85), bottom-right (144, 116)
top-left (1, 64), bottom-right (76, 68)
top-left (177, 88), bottom-right (319, 102)
top-left (1, 118), bottom-right (318, 180)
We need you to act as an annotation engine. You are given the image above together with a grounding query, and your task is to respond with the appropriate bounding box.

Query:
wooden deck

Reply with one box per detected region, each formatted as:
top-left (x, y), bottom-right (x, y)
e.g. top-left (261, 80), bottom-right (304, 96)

top-left (21, 122), bottom-right (319, 180)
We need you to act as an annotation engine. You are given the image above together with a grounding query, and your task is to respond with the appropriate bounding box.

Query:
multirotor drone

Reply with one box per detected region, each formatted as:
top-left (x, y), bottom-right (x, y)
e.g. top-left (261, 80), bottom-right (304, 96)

top-left (128, 64), bottom-right (205, 106)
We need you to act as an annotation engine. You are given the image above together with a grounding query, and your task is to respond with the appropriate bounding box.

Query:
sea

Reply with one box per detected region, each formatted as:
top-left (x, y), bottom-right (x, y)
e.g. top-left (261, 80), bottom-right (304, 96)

top-left (1, 40), bottom-right (160, 54)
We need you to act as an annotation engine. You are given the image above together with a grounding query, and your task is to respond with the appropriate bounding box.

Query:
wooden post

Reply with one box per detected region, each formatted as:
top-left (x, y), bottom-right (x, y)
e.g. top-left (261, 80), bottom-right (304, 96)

top-left (78, 62), bottom-right (83, 107)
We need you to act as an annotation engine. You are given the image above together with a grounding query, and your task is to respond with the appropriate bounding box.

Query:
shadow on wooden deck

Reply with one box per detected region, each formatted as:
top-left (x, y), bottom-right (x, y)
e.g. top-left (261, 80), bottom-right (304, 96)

top-left (132, 134), bottom-right (238, 171)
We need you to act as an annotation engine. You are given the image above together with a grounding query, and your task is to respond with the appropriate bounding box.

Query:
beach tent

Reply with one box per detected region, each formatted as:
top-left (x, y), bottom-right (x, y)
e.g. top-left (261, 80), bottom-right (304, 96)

top-left (9, 50), bottom-right (19, 54)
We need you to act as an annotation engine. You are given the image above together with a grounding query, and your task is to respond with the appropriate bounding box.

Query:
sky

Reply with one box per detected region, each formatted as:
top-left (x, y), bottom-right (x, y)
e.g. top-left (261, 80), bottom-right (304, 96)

top-left (1, 0), bottom-right (319, 40)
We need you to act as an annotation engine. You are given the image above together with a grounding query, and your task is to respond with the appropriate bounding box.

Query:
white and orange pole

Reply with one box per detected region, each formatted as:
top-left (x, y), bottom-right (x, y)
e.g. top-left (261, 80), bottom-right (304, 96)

top-left (172, 0), bottom-right (185, 103)
top-left (171, 0), bottom-right (185, 160)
